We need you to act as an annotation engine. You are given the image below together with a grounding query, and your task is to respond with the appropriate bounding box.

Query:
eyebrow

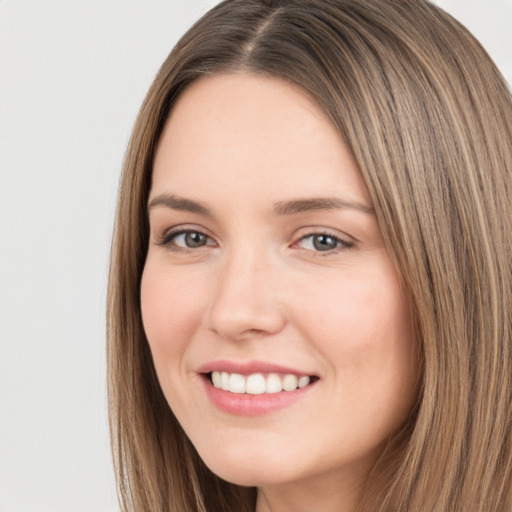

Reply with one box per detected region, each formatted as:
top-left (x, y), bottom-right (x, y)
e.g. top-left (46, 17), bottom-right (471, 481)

top-left (148, 194), bottom-right (213, 216)
top-left (273, 197), bottom-right (375, 216)
top-left (148, 193), bottom-right (375, 216)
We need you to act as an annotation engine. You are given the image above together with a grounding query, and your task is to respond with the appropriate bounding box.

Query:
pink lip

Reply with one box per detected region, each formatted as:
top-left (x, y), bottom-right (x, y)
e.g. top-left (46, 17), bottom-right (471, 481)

top-left (203, 380), bottom-right (314, 416)
top-left (197, 360), bottom-right (318, 416)
top-left (197, 359), bottom-right (315, 376)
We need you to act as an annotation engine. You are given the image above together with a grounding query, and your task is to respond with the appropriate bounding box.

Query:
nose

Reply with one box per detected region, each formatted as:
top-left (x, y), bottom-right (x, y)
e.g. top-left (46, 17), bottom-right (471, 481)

top-left (206, 247), bottom-right (286, 342)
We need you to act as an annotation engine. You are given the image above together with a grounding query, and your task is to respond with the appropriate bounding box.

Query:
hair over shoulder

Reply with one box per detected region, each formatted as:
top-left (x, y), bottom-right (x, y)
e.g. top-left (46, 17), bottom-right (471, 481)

top-left (107, 1), bottom-right (512, 510)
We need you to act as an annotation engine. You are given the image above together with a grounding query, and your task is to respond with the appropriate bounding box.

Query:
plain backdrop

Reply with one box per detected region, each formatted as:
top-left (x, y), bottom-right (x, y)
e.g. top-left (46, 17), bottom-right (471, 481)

top-left (0, 1), bottom-right (510, 511)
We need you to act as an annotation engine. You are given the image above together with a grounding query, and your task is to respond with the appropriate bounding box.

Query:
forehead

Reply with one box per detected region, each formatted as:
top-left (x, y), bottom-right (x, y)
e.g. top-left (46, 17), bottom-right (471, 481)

top-left (151, 72), bottom-right (370, 206)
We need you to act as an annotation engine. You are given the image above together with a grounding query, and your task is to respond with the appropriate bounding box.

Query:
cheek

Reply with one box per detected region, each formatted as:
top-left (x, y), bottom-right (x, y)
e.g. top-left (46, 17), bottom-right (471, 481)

top-left (298, 267), bottom-right (409, 346)
top-left (140, 261), bottom-right (207, 366)
top-left (295, 264), bottom-right (416, 409)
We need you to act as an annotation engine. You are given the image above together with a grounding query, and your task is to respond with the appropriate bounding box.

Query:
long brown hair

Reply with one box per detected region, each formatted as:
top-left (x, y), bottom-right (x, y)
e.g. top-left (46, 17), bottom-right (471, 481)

top-left (107, 1), bottom-right (512, 510)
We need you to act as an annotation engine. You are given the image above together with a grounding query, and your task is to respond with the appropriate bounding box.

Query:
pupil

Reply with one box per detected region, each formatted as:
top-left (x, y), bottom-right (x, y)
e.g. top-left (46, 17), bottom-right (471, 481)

top-left (313, 234), bottom-right (337, 251)
top-left (185, 232), bottom-right (206, 247)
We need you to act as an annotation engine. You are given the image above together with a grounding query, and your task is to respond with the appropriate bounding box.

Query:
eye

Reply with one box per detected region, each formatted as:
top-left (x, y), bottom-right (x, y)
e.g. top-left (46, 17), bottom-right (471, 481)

top-left (297, 233), bottom-right (353, 253)
top-left (158, 229), bottom-right (215, 250)
top-left (174, 231), bottom-right (208, 248)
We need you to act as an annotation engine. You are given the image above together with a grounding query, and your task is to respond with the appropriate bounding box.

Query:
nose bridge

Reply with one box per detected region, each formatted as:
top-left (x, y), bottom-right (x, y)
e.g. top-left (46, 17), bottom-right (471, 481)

top-left (207, 241), bottom-right (285, 341)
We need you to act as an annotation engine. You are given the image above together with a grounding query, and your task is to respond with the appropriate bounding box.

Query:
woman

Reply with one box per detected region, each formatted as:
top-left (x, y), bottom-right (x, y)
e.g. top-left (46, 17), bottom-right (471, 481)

top-left (107, 1), bottom-right (512, 510)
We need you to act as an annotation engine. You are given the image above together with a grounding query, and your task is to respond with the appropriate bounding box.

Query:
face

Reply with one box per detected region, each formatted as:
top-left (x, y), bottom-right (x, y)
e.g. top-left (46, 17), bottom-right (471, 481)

top-left (141, 73), bottom-right (418, 503)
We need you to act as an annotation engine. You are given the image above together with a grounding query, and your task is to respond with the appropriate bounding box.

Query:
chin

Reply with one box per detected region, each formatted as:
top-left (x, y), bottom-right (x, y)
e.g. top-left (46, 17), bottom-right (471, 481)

top-left (197, 445), bottom-right (298, 487)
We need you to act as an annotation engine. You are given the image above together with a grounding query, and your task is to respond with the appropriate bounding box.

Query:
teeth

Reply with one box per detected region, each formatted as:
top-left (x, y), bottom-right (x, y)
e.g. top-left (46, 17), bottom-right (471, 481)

top-left (211, 371), bottom-right (311, 394)
top-left (221, 371), bottom-right (230, 390)
top-left (246, 373), bottom-right (266, 395)
top-left (212, 371), bottom-right (222, 388)
top-left (266, 373), bottom-right (283, 393)
top-left (229, 373), bottom-right (246, 394)
top-left (282, 374), bottom-right (298, 391)
top-left (298, 376), bottom-right (310, 388)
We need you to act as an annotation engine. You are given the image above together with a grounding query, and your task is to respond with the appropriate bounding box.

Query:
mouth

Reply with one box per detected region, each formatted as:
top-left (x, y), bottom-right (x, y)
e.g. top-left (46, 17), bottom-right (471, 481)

top-left (203, 371), bottom-right (319, 395)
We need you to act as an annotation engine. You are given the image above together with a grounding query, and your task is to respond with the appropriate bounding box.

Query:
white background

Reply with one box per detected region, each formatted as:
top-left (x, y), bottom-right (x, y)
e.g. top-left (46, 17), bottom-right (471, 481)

top-left (0, 1), bottom-right (510, 511)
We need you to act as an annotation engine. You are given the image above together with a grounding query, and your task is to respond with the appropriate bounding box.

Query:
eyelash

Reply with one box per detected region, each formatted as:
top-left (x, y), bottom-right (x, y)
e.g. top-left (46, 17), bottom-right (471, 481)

top-left (156, 228), bottom-right (354, 255)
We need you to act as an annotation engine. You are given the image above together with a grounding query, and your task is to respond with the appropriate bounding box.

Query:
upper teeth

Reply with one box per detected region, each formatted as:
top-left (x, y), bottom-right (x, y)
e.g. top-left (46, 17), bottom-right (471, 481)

top-left (211, 371), bottom-right (310, 394)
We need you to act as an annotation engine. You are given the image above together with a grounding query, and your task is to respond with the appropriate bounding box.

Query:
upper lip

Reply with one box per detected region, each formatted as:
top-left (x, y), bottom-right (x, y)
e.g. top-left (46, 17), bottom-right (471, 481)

top-left (197, 359), bottom-right (317, 377)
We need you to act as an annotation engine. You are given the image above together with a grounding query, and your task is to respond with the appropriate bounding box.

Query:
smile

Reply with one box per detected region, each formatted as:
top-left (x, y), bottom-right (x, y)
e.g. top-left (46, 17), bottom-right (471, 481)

top-left (210, 371), bottom-right (312, 394)
top-left (198, 361), bottom-right (319, 415)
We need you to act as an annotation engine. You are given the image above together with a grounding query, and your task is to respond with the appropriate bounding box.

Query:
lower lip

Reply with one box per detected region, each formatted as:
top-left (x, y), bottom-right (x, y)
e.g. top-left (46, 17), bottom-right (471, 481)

top-left (202, 376), bottom-right (316, 416)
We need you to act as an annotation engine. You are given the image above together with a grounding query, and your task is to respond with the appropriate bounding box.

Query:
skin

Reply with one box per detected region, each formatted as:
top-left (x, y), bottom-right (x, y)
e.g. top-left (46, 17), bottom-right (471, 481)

top-left (141, 73), bottom-right (419, 512)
